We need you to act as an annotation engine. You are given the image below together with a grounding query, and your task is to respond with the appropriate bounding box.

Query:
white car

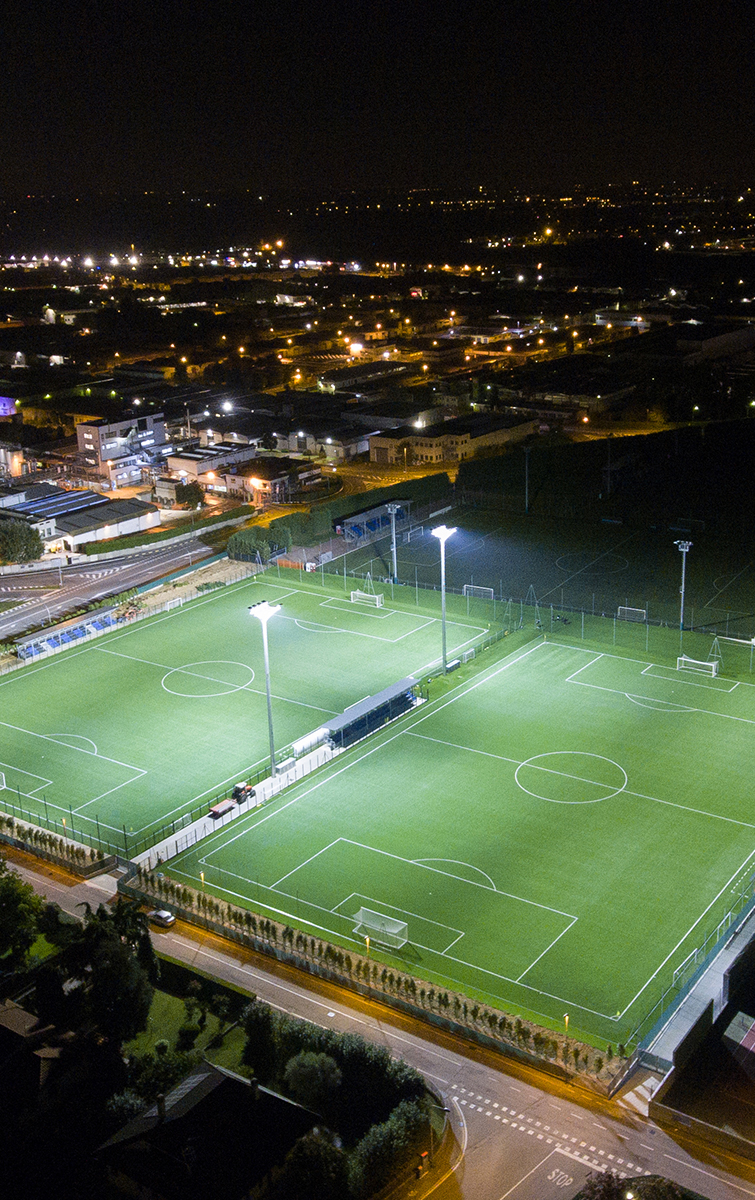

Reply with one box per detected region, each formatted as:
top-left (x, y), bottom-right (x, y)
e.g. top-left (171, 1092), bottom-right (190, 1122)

top-left (147, 908), bottom-right (176, 928)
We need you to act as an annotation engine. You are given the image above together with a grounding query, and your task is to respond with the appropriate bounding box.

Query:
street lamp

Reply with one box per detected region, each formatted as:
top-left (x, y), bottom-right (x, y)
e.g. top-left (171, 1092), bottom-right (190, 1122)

top-left (431, 525), bottom-right (456, 673)
top-left (249, 601), bottom-right (281, 776)
top-left (674, 540), bottom-right (692, 632)
top-left (386, 502), bottom-right (401, 583)
top-left (428, 1103), bottom-right (450, 1166)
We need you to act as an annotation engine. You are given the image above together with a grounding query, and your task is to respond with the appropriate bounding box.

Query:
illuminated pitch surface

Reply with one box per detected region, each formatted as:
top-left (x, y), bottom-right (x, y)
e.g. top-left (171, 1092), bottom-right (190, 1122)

top-left (0, 576), bottom-right (485, 853)
top-left (170, 637), bottom-right (755, 1045)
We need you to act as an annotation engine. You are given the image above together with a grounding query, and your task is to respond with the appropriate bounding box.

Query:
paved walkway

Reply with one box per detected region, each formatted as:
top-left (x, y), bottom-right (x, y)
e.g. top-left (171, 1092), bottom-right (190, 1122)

top-left (645, 906), bottom-right (755, 1069)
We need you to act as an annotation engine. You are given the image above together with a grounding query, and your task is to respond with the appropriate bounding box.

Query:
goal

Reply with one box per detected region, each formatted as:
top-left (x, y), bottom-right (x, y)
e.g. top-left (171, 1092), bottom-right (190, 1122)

top-left (403, 524), bottom-right (424, 543)
top-left (351, 590), bottom-right (384, 607)
top-left (0, 771), bottom-right (5, 791)
top-left (353, 906), bottom-right (408, 949)
top-left (463, 584), bottom-right (495, 600)
top-left (677, 655), bottom-right (719, 676)
top-left (617, 606), bottom-right (646, 622)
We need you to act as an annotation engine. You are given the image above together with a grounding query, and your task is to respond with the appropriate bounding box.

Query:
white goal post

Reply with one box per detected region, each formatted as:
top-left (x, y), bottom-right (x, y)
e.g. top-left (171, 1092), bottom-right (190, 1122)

top-left (403, 524), bottom-right (424, 543)
top-left (0, 771), bottom-right (5, 791)
top-left (353, 906), bottom-right (408, 949)
top-left (677, 655), bottom-right (719, 676)
top-left (463, 584), bottom-right (495, 600)
top-left (351, 590), bottom-right (384, 607)
top-left (617, 606), bottom-right (647, 622)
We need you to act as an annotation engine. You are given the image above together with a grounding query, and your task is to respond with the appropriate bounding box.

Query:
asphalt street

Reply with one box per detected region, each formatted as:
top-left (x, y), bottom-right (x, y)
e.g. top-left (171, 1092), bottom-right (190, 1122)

top-left (9, 851), bottom-right (755, 1200)
top-left (0, 541), bottom-right (212, 638)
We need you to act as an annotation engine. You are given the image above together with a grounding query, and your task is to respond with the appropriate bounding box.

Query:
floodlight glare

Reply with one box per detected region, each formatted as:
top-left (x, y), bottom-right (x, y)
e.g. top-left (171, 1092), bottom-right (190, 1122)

top-left (431, 525), bottom-right (456, 672)
top-left (431, 524), bottom-right (457, 544)
top-left (249, 601), bottom-right (281, 625)
top-left (249, 602), bottom-right (281, 774)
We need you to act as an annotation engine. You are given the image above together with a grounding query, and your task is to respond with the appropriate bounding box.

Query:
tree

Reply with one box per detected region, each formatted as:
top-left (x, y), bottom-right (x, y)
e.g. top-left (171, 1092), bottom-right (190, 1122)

top-left (88, 939), bottom-right (153, 1045)
top-left (0, 519), bottom-right (43, 564)
top-left (242, 999), bottom-right (277, 1082)
top-left (283, 1051), bottom-right (342, 1114)
top-left (0, 854), bottom-right (43, 965)
top-left (273, 1128), bottom-right (347, 1200)
top-left (174, 480), bottom-right (204, 508)
top-left (580, 1170), bottom-right (625, 1200)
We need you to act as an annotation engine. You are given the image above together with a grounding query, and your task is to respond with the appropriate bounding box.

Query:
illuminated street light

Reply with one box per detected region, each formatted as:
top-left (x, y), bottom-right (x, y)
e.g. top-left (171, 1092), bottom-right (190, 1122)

top-left (431, 525), bottom-right (456, 673)
top-left (249, 601), bottom-right (281, 776)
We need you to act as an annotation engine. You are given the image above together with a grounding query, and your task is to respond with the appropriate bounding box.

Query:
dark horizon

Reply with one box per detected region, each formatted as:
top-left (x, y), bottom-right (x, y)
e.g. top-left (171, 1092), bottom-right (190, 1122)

top-left (3, 0), bottom-right (754, 198)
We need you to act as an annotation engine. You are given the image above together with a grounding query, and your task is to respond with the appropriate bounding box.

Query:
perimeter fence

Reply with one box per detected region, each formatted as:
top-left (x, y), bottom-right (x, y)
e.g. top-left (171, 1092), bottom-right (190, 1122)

top-left (268, 554), bottom-right (755, 675)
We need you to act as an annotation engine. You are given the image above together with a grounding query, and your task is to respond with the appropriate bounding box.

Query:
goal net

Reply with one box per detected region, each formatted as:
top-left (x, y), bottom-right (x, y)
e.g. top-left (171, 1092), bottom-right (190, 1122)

top-left (351, 590), bottom-right (384, 607)
top-left (617, 606), bottom-right (646, 622)
top-left (353, 906), bottom-right (408, 949)
top-left (463, 584), bottom-right (495, 600)
top-left (677, 655), bottom-right (719, 676)
top-left (403, 524), bottom-right (424, 543)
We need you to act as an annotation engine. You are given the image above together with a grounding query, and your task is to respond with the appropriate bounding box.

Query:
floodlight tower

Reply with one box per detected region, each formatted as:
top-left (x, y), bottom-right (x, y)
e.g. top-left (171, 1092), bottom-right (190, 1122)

top-left (386, 502), bottom-right (401, 582)
top-left (674, 540), bottom-right (692, 632)
top-left (249, 601), bottom-right (281, 776)
top-left (431, 524), bottom-right (456, 672)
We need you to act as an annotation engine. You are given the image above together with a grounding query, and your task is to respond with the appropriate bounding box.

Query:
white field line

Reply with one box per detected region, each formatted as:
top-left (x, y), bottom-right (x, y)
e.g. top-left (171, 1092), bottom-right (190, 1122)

top-left (407, 731), bottom-right (625, 793)
top-left (271, 839), bottom-right (340, 889)
top-left (172, 856), bottom-right (618, 1023)
top-left (411, 858), bottom-right (497, 890)
top-left (0, 719), bottom-right (146, 775)
top-left (516, 916), bottom-right (578, 983)
top-left (341, 838), bottom-right (577, 920)
top-left (333, 888), bottom-right (463, 941)
top-left (564, 654), bottom-right (604, 682)
top-left (201, 639), bottom-right (553, 866)
top-left (572, 676), bottom-right (755, 727)
top-left (617, 845), bottom-right (755, 1019)
top-left (538, 530), bottom-right (639, 601)
top-left (704, 561), bottom-right (752, 607)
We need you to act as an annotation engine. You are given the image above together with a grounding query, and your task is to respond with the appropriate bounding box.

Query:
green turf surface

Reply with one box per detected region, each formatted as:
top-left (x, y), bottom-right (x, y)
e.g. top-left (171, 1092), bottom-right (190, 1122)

top-left (332, 509), bottom-right (755, 636)
top-left (168, 631), bottom-right (755, 1047)
top-left (0, 575), bottom-right (485, 853)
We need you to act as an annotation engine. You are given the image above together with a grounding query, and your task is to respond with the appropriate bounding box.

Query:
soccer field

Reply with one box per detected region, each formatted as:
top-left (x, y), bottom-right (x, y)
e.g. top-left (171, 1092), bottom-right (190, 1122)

top-left (168, 633), bottom-right (755, 1046)
top-left (0, 575), bottom-right (485, 854)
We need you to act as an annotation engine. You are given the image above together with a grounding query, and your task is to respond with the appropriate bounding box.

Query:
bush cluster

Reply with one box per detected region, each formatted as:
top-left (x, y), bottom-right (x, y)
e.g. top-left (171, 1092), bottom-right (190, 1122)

top-left (241, 998), bottom-right (429, 1196)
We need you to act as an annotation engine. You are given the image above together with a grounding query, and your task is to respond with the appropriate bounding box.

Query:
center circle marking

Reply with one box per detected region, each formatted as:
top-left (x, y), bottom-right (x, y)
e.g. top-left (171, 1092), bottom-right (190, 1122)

top-left (161, 660), bottom-right (255, 698)
top-left (555, 552), bottom-right (629, 575)
top-left (515, 751), bottom-right (627, 804)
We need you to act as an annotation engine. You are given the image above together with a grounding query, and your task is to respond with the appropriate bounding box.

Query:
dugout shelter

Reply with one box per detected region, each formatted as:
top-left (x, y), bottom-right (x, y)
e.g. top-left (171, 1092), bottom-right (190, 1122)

top-left (325, 677), bottom-right (420, 749)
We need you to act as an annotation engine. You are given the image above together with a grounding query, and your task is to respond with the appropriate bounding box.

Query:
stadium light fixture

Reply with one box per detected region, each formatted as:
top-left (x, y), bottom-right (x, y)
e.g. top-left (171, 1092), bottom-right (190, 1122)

top-left (674, 540), bottom-right (692, 636)
top-left (249, 601), bottom-right (281, 776)
top-left (431, 525), bottom-right (456, 673)
top-left (386, 502), bottom-right (401, 583)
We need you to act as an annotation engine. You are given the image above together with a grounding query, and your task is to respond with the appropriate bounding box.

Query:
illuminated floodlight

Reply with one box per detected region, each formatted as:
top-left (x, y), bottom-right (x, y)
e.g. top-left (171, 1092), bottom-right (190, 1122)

top-left (249, 602), bottom-right (281, 775)
top-left (431, 525), bottom-right (456, 672)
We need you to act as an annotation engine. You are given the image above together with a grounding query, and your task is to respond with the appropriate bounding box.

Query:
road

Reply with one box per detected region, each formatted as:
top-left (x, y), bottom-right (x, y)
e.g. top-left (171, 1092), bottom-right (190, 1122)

top-left (0, 541), bottom-right (212, 639)
top-left (9, 848), bottom-right (755, 1200)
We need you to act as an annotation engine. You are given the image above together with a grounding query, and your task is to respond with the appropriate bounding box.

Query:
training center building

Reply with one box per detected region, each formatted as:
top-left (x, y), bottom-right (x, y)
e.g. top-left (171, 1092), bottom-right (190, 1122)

top-left (0, 481), bottom-right (160, 553)
top-left (369, 413), bottom-right (538, 465)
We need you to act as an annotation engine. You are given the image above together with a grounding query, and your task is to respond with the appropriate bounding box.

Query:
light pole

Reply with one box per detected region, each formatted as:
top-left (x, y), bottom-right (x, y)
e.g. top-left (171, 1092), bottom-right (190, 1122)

top-left (431, 524), bottom-right (456, 673)
top-left (674, 540), bottom-right (692, 632)
top-left (428, 1103), bottom-right (450, 1166)
top-left (249, 600), bottom-right (281, 776)
top-left (386, 502), bottom-right (400, 583)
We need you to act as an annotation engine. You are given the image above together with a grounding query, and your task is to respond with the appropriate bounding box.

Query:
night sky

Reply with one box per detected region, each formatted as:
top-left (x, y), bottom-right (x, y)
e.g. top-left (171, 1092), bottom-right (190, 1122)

top-left (2, 0), bottom-right (753, 196)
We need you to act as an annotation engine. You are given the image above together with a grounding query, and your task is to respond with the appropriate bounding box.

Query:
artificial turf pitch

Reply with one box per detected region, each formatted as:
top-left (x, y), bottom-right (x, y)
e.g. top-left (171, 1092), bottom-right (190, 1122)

top-left (0, 574), bottom-right (485, 854)
top-left (4, 568), bottom-right (755, 1045)
top-left (168, 595), bottom-right (755, 1047)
